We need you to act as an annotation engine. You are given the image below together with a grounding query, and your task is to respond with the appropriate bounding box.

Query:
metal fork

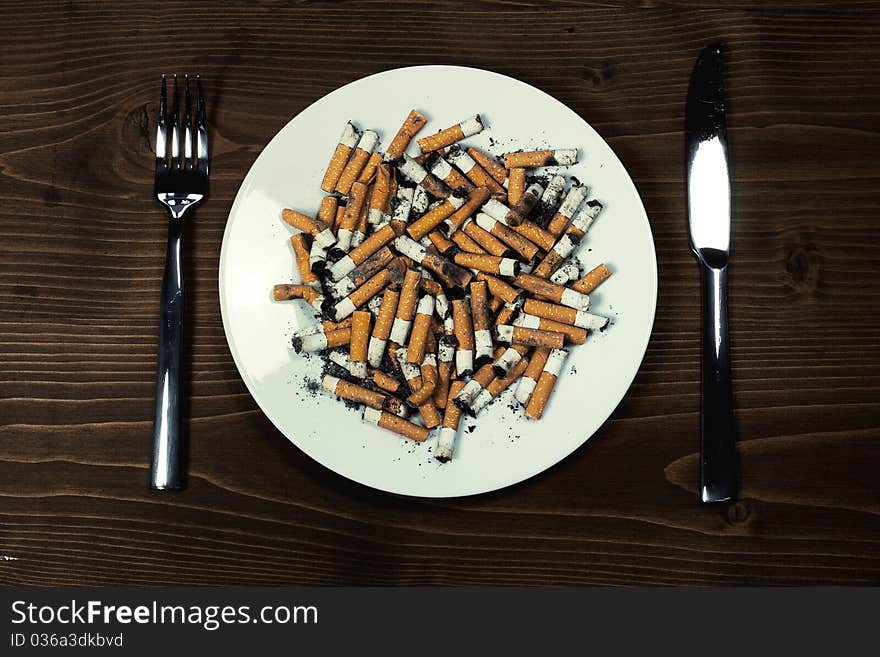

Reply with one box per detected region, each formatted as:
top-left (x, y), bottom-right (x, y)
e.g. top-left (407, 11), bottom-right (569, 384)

top-left (150, 74), bottom-right (209, 491)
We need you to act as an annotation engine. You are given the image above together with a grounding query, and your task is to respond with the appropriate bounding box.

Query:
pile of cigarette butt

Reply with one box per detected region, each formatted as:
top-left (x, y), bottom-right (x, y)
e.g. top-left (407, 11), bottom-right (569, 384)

top-left (273, 109), bottom-right (612, 462)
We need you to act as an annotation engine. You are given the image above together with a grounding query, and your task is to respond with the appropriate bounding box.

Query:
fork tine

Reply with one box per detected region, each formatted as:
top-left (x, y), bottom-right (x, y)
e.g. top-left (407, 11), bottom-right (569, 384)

top-left (196, 75), bottom-right (209, 175)
top-left (183, 74), bottom-right (193, 169)
top-left (169, 74), bottom-right (180, 167)
top-left (155, 74), bottom-right (167, 171)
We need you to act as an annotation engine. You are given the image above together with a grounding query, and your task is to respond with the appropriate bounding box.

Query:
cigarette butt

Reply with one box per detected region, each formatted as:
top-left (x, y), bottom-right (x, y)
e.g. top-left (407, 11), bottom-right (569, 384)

top-left (453, 252), bottom-right (520, 277)
top-left (549, 260), bottom-right (581, 285)
top-left (318, 195), bottom-right (339, 230)
top-left (507, 167), bottom-right (526, 206)
top-left (466, 147), bottom-right (508, 185)
top-left (396, 357), bottom-right (442, 428)
top-left (291, 316), bottom-right (352, 341)
top-left (514, 312), bottom-right (588, 345)
top-left (331, 259), bottom-right (405, 321)
top-left (469, 280), bottom-right (494, 367)
top-left (397, 155), bottom-right (451, 199)
top-left (440, 186), bottom-right (491, 236)
top-left (566, 199), bottom-right (604, 239)
top-left (362, 406), bottom-right (429, 442)
top-left (389, 183), bottom-right (416, 231)
top-left (395, 236), bottom-right (474, 289)
top-left (406, 354), bottom-right (438, 406)
top-left (368, 286), bottom-right (400, 368)
top-left (514, 347), bottom-right (550, 406)
top-left (451, 228), bottom-right (487, 255)
top-left (350, 189), bottom-right (370, 249)
top-left (546, 184), bottom-right (588, 237)
top-left (321, 122), bottom-right (359, 193)
top-left (571, 263), bottom-right (612, 295)
top-left (495, 324), bottom-right (564, 349)
top-left (370, 369), bottom-right (402, 395)
top-left (410, 184), bottom-right (430, 216)
top-left (503, 149), bottom-right (577, 169)
top-left (474, 212), bottom-right (540, 261)
top-left (436, 379), bottom-right (467, 462)
top-left (417, 114), bottom-right (484, 153)
top-left (433, 337), bottom-right (456, 407)
top-left (330, 247), bottom-right (395, 299)
top-left (427, 230), bottom-right (456, 255)
top-left (452, 298), bottom-right (475, 376)
top-left (453, 348), bottom-right (503, 414)
top-left (429, 154), bottom-right (476, 194)
top-left (406, 192), bottom-right (467, 240)
top-left (491, 343), bottom-right (529, 378)
top-left (309, 239), bottom-right (329, 275)
top-left (471, 353), bottom-right (530, 415)
top-left (525, 348), bottom-right (568, 419)
top-left (334, 181), bottom-right (370, 254)
top-left (493, 300), bottom-right (521, 327)
top-left (292, 327), bottom-right (351, 353)
top-left (461, 219), bottom-right (509, 257)
top-left (329, 222), bottom-right (401, 281)
top-left (509, 219), bottom-right (556, 251)
top-left (446, 145), bottom-right (505, 195)
top-left (405, 295), bottom-right (435, 363)
top-left (476, 272), bottom-right (521, 305)
top-left (367, 163), bottom-right (393, 225)
top-left (504, 182), bottom-right (543, 226)
top-left (332, 203), bottom-right (346, 234)
top-left (532, 233), bottom-right (580, 279)
top-left (289, 234), bottom-right (318, 288)
top-left (488, 295), bottom-right (503, 315)
top-left (336, 130), bottom-right (379, 195)
top-left (514, 273), bottom-right (591, 310)
top-left (386, 109), bottom-right (428, 159)
top-left (389, 268), bottom-right (421, 345)
top-left (523, 300), bottom-right (608, 331)
top-left (272, 284), bottom-right (321, 304)
top-left (347, 310), bottom-right (372, 379)
top-left (322, 375), bottom-right (405, 416)
top-left (357, 151), bottom-right (383, 185)
top-left (536, 175), bottom-right (567, 225)
top-left (281, 209), bottom-right (336, 249)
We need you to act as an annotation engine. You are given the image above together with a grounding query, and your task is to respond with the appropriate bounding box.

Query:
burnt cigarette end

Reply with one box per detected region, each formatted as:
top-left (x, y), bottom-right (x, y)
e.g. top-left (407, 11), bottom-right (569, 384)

top-left (291, 337), bottom-right (304, 353)
top-left (474, 354), bottom-right (493, 369)
top-left (434, 454), bottom-right (451, 464)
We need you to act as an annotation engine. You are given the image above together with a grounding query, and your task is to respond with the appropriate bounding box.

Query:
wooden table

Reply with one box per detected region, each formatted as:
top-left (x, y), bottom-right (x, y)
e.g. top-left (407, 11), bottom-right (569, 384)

top-left (2, 1), bottom-right (878, 587)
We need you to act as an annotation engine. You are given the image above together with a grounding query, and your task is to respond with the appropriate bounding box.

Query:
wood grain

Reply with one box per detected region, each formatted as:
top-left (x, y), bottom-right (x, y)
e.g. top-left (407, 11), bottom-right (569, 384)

top-left (1, 0), bottom-right (879, 586)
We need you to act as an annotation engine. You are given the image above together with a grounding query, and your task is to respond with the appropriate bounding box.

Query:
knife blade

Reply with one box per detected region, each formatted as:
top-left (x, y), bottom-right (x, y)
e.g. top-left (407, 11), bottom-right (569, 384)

top-left (685, 43), bottom-right (737, 503)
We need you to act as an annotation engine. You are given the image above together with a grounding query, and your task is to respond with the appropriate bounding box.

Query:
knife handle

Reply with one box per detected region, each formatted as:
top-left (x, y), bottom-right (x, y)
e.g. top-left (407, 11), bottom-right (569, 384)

top-left (699, 262), bottom-right (737, 503)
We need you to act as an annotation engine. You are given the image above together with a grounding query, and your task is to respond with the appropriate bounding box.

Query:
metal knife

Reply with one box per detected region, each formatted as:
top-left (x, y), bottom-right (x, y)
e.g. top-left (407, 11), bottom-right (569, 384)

top-left (685, 43), bottom-right (737, 503)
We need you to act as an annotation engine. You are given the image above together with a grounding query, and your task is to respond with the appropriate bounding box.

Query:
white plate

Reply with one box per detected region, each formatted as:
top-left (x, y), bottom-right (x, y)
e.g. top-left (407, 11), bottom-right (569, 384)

top-left (219, 65), bottom-right (657, 497)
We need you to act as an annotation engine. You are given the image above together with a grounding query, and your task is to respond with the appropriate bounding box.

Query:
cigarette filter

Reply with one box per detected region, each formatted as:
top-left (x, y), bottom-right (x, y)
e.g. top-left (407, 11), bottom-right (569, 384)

top-left (476, 272), bottom-right (521, 305)
top-left (436, 380), bottom-right (467, 462)
top-left (429, 155), bottom-right (475, 193)
top-left (433, 337), bottom-right (456, 407)
top-left (357, 151), bottom-right (383, 185)
top-left (390, 183), bottom-right (416, 232)
top-left (389, 268), bottom-right (422, 345)
top-left (532, 233), bottom-right (580, 279)
top-left (440, 186), bottom-right (491, 235)
top-left (451, 227), bottom-right (487, 255)
top-left (461, 219), bottom-right (509, 256)
top-left (471, 353), bottom-right (530, 415)
top-left (322, 375), bottom-right (406, 417)
top-left (493, 300), bottom-right (521, 327)
top-left (446, 145), bottom-right (505, 195)
top-left (368, 286), bottom-right (400, 368)
top-left (272, 284), bottom-right (321, 305)
top-left (546, 184), bottom-right (588, 236)
top-left (386, 109), bottom-right (428, 159)
top-left (473, 212), bottom-right (540, 261)
top-left (405, 295), bottom-right (435, 364)
top-left (329, 247), bottom-right (395, 299)
top-left (350, 190), bottom-right (370, 249)
top-left (469, 280), bottom-right (493, 367)
top-left (348, 310), bottom-right (372, 379)
top-left (417, 114), bottom-right (484, 153)
top-left (466, 147), bottom-right (508, 185)
top-left (495, 324), bottom-right (565, 349)
top-left (453, 252), bottom-right (520, 277)
top-left (572, 263), bottom-right (612, 295)
top-left (291, 327), bottom-right (351, 353)
top-left (396, 348), bottom-right (442, 428)
top-left (329, 222), bottom-right (402, 281)
top-left (452, 298), bottom-right (475, 376)
top-left (514, 273), bottom-right (591, 311)
top-left (503, 149), bottom-right (577, 169)
top-left (289, 234), bottom-right (319, 289)
top-left (507, 168), bottom-right (526, 206)
top-left (362, 407), bottom-right (429, 442)
top-left (397, 155), bottom-right (451, 199)
top-left (281, 208), bottom-right (336, 249)
top-left (336, 129), bottom-right (379, 195)
top-left (514, 312), bottom-right (588, 345)
top-left (514, 347), bottom-right (550, 406)
top-left (504, 182), bottom-right (543, 226)
top-left (367, 163), bottom-right (393, 225)
top-left (521, 298), bottom-right (608, 330)
top-left (320, 122), bottom-right (359, 193)
top-left (537, 175), bottom-right (567, 224)
top-left (525, 347), bottom-right (568, 420)
top-left (393, 235), bottom-right (474, 289)
top-left (336, 181), bottom-right (370, 254)
top-left (566, 200), bottom-right (604, 239)
top-left (406, 192), bottom-right (467, 241)
top-left (492, 343), bottom-right (529, 378)
top-left (453, 357), bottom-right (498, 412)
top-left (330, 258), bottom-right (405, 321)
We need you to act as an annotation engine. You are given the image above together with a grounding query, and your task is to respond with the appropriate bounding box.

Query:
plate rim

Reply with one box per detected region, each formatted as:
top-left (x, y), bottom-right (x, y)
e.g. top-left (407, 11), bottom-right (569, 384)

top-left (218, 63), bottom-right (658, 498)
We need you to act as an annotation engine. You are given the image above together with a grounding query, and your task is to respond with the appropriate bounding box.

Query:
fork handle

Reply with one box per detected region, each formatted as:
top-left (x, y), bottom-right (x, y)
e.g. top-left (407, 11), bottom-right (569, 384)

top-left (150, 216), bottom-right (185, 490)
top-left (699, 262), bottom-right (737, 503)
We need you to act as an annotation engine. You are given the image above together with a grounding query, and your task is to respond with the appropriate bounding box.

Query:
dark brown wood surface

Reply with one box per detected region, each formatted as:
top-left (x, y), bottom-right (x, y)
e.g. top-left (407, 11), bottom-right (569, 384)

top-left (1, 1), bottom-right (879, 587)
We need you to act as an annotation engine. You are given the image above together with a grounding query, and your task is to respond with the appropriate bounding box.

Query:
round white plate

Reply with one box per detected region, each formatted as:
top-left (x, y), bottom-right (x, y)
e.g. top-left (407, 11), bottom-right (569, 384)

top-left (219, 65), bottom-right (656, 497)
